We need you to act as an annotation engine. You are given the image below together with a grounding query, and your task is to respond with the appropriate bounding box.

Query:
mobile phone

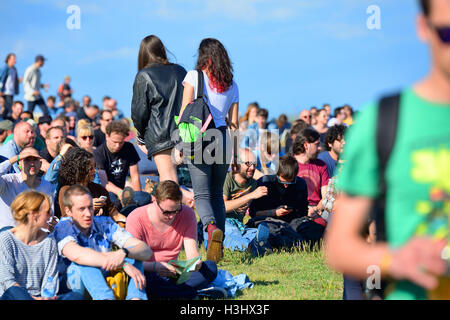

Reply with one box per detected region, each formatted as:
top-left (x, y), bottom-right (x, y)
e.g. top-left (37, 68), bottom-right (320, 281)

top-left (99, 196), bottom-right (107, 201)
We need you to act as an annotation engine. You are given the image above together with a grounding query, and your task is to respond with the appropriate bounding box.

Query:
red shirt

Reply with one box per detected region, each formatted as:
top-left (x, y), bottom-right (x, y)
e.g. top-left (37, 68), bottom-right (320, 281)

top-left (126, 203), bottom-right (197, 262)
top-left (297, 159), bottom-right (330, 206)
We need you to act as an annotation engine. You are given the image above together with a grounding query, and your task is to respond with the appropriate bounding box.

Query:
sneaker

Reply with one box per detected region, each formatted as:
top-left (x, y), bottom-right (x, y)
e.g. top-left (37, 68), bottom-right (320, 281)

top-left (206, 224), bottom-right (223, 263)
top-left (121, 187), bottom-right (135, 207)
top-left (250, 222), bottom-right (271, 257)
top-left (197, 286), bottom-right (228, 299)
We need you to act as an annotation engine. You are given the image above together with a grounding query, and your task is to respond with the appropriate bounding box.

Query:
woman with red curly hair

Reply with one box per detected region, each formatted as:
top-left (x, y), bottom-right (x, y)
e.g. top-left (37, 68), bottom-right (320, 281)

top-left (179, 38), bottom-right (239, 262)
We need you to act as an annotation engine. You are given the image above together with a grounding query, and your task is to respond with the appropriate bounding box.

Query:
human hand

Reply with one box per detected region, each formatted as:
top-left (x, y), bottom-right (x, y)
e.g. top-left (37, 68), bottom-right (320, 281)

top-left (174, 149), bottom-right (184, 165)
top-left (155, 262), bottom-right (178, 278)
top-left (308, 206), bottom-right (319, 217)
top-left (59, 143), bottom-right (72, 156)
top-left (194, 260), bottom-right (203, 272)
top-left (275, 206), bottom-right (292, 217)
top-left (46, 215), bottom-right (59, 233)
top-left (33, 90), bottom-right (40, 96)
top-left (252, 186), bottom-right (268, 200)
top-left (102, 250), bottom-right (126, 271)
top-left (387, 237), bottom-right (447, 290)
top-left (123, 262), bottom-right (146, 290)
top-left (92, 197), bottom-right (106, 211)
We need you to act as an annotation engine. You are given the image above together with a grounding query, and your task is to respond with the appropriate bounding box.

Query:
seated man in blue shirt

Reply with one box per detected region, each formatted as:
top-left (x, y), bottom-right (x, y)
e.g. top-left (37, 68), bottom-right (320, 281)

top-left (317, 125), bottom-right (346, 178)
top-left (53, 184), bottom-right (152, 300)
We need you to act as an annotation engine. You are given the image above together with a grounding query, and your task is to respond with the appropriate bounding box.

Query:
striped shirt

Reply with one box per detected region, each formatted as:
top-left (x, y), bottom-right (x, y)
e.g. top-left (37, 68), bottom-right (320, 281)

top-left (0, 230), bottom-right (59, 297)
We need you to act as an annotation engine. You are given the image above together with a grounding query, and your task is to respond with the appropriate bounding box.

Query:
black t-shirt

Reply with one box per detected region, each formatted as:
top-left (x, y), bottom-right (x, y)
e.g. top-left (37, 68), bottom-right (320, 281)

top-left (93, 141), bottom-right (140, 189)
top-left (93, 129), bottom-right (106, 147)
top-left (249, 175), bottom-right (309, 223)
top-left (39, 147), bottom-right (54, 163)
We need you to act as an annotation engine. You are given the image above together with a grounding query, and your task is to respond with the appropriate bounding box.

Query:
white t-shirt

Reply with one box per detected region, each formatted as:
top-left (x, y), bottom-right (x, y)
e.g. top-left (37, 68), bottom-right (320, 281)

top-left (0, 161), bottom-right (55, 229)
top-left (183, 70), bottom-right (239, 128)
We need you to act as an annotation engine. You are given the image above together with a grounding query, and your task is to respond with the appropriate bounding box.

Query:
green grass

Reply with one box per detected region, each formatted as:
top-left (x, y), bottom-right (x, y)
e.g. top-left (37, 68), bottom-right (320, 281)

top-left (189, 243), bottom-right (344, 300)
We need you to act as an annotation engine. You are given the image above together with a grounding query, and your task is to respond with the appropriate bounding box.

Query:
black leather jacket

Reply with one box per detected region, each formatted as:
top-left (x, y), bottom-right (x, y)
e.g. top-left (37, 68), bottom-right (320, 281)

top-left (131, 63), bottom-right (187, 158)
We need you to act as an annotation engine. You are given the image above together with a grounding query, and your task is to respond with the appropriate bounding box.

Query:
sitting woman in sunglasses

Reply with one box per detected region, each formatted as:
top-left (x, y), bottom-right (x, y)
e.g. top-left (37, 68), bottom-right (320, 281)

top-left (126, 180), bottom-right (222, 299)
top-left (76, 120), bottom-right (95, 153)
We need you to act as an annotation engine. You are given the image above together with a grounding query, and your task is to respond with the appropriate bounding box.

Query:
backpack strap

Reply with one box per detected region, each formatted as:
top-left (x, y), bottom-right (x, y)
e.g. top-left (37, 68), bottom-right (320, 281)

top-left (196, 69), bottom-right (205, 99)
top-left (374, 93), bottom-right (400, 242)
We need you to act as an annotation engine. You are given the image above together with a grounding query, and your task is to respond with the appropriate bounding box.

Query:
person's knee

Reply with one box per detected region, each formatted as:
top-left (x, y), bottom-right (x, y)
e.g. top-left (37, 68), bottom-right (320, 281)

top-left (201, 260), bottom-right (218, 283)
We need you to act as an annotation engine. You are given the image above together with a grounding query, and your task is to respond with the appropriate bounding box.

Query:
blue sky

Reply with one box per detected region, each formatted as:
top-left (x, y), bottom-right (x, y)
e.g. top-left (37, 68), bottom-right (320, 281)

top-left (1, 0), bottom-right (429, 120)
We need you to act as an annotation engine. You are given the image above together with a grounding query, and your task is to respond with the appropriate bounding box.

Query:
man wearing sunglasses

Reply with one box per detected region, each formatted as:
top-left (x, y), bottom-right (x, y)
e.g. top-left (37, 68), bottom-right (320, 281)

top-left (0, 147), bottom-right (55, 229)
top-left (326, 0), bottom-right (450, 300)
top-left (126, 180), bottom-right (220, 299)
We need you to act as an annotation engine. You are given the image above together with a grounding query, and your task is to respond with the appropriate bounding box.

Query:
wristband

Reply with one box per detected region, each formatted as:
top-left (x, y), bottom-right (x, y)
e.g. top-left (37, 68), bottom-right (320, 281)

top-left (379, 249), bottom-right (393, 277)
top-left (122, 262), bottom-right (129, 269)
top-left (17, 155), bottom-right (23, 172)
top-left (153, 262), bottom-right (157, 273)
top-left (121, 247), bottom-right (129, 258)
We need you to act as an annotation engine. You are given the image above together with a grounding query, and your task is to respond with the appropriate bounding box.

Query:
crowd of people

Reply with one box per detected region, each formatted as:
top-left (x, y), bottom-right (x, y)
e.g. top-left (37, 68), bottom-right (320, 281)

top-left (0, 0), bottom-right (448, 301)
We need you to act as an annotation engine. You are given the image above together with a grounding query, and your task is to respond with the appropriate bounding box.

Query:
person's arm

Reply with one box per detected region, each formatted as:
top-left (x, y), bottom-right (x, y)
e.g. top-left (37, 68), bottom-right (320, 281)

top-left (0, 157), bottom-right (14, 175)
top-left (178, 82), bottom-right (194, 122)
top-left (130, 72), bottom-right (152, 145)
top-left (223, 186), bottom-right (268, 213)
top-left (227, 102), bottom-right (239, 130)
top-left (105, 181), bottom-right (123, 197)
top-left (129, 164), bottom-right (141, 192)
top-left (122, 237), bottom-right (153, 262)
top-left (325, 193), bottom-right (447, 290)
top-left (61, 241), bottom-right (110, 268)
top-left (44, 144), bottom-right (72, 184)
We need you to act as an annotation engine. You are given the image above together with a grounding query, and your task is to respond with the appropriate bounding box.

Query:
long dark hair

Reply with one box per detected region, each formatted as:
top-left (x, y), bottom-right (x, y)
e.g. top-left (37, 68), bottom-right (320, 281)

top-left (137, 35), bottom-right (169, 71)
top-left (58, 147), bottom-right (94, 186)
top-left (195, 38), bottom-right (233, 93)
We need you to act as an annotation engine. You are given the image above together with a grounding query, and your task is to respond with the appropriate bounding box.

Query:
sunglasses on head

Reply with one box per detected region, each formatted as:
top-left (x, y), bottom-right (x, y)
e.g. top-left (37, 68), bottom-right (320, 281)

top-left (156, 202), bottom-right (182, 215)
top-left (81, 135), bottom-right (94, 141)
top-left (428, 22), bottom-right (450, 44)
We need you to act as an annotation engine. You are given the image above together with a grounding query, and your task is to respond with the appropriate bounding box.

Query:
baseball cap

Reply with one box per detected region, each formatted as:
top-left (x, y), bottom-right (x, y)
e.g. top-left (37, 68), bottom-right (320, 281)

top-left (38, 115), bottom-right (52, 125)
top-left (35, 55), bottom-right (46, 62)
top-left (0, 120), bottom-right (13, 131)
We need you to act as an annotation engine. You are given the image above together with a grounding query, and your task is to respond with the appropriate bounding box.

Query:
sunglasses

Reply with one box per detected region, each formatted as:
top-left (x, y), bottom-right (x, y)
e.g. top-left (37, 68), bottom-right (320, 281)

top-left (81, 135), bottom-right (94, 141)
top-left (239, 160), bottom-right (257, 167)
top-left (428, 22), bottom-right (450, 44)
top-left (156, 202), bottom-right (182, 215)
top-left (277, 176), bottom-right (297, 185)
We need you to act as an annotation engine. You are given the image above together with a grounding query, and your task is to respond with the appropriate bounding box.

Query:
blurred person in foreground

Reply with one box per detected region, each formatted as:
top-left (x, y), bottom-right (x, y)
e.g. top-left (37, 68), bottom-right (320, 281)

top-left (325, 0), bottom-right (450, 300)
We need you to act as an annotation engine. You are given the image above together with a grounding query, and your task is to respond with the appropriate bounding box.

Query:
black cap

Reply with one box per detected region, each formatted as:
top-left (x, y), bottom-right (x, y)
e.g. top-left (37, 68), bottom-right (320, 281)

top-left (35, 55), bottom-right (46, 62)
top-left (38, 115), bottom-right (52, 124)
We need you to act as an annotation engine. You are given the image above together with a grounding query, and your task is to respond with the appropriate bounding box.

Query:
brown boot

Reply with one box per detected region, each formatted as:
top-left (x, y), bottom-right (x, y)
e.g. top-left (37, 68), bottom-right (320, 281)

top-left (206, 223), bottom-right (223, 263)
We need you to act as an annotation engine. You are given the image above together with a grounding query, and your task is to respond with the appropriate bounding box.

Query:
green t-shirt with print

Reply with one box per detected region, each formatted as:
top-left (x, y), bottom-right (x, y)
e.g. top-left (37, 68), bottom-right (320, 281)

top-left (223, 171), bottom-right (257, 223)
top-left (336, 87), bottom-right (450, 300)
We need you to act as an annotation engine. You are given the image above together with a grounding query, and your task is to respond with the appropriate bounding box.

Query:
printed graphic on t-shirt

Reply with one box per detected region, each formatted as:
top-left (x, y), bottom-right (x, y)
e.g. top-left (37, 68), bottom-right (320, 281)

top-left (111, 159), bottom-right (124, 177)
top-left (411, 147), bottom-right (449, 239)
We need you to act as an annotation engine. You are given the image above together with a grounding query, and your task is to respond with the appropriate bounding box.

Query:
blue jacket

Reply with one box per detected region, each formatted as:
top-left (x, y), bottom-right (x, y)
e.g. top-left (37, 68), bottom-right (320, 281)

top-left (0, 64), bottom-right (19, 95)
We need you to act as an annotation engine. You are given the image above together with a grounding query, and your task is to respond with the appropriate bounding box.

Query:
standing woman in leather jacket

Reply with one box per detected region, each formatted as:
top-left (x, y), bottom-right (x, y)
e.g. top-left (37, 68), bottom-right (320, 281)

top-left (178, 38), bottom-right (239, 262)
top-left (131, 35), bottom-right (194, 206)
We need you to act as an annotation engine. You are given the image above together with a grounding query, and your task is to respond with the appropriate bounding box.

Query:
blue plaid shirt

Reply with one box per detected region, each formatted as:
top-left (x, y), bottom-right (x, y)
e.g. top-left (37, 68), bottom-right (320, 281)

top-left (54, 216), bottom-right (133, 272)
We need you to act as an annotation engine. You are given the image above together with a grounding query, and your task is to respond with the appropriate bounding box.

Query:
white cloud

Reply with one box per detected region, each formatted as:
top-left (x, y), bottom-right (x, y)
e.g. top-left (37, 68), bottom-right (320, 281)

top-left (153, 0), bottom-right (318, 23)
top-left (77, 47), bottom-right (136, 65)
